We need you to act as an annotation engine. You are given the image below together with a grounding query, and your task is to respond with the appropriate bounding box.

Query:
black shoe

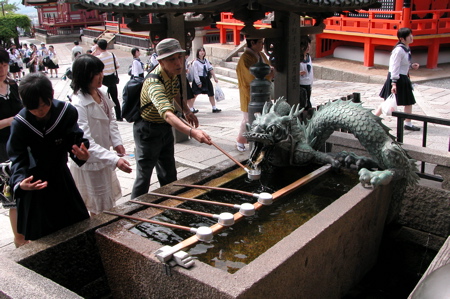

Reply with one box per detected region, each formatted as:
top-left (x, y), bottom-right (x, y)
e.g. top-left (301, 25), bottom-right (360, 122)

top-left (191, 108), bottom-right (199, 114)
top-left (117, 118), bottom-right (124, 122)
top-left (404, 125), bottom-right (420, 131)
top-left (212, 108), bottom-right (222, 113)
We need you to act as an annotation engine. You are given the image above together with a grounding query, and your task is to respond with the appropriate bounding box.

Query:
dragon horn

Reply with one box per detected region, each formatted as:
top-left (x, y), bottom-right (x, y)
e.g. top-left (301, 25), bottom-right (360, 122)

top-left (262, 101), bottom-right (271, 115)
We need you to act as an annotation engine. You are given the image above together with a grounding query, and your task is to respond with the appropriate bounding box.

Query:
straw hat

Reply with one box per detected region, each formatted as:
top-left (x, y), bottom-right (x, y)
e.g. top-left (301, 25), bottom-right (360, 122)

top-left (156, 38), bottom-right (185, 60)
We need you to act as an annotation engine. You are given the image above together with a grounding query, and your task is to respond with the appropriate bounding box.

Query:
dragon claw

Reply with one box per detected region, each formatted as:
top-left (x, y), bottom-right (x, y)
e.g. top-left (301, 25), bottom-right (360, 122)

top-left (358, 168), bottom-right (393, 188)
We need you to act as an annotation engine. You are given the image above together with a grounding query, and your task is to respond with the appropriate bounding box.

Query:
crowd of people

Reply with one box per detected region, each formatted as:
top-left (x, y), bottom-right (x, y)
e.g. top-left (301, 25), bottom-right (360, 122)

top-left (0, 27), bottom-right (421, 247)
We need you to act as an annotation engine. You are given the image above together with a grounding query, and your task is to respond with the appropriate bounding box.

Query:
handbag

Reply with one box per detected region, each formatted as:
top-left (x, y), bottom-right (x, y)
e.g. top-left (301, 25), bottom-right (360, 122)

top-left (381, 94), bottom-right (398, 116)
top-left (112, 53), bottom-right (119, 84)
top-left (214, 83), bottom-right (225, 102)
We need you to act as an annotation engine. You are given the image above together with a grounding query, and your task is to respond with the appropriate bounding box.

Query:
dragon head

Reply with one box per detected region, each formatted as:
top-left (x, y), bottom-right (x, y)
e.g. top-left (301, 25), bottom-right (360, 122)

top-left (243, 97), bottom-right (303, 168)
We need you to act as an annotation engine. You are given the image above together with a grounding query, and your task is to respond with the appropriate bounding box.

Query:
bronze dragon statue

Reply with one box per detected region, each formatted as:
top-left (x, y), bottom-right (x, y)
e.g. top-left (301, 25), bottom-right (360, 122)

top-left (244, 97), bottom-right (419, 189)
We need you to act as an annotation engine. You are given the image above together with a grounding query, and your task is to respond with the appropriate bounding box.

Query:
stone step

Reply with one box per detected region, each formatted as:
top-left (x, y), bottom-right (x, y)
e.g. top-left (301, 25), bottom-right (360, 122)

top-left (216, 74), bottom-right (238, 85)
top-left (219, 60), bottom-right (237, 70)
top-left (214, 66), bottom-right (237, 80)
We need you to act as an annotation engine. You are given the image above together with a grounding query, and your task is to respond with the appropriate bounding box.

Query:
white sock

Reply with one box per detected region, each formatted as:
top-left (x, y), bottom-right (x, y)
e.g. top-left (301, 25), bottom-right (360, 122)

top-left (237, 142), bottom-right (245, 147)
top-left (212, 106), bottom-right (217, 109)
top-left (190, 107), bottom-right (195, 111)
top-left (405, 121), bottom-right (412, 126)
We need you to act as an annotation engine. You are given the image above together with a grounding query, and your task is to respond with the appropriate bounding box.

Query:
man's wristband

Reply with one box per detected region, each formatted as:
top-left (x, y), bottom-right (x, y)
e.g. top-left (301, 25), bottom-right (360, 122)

top-left (189, 127), bottom-right (193, 139)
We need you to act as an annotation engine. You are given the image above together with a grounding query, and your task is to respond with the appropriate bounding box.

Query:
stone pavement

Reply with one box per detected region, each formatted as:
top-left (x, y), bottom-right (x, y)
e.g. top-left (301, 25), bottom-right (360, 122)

top-left (0, 40), bottom-right (449, 254)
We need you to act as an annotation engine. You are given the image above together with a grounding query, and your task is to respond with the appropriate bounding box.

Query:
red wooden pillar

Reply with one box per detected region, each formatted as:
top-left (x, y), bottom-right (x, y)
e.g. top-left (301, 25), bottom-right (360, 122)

top-left (233, 26), bottom-right (240, 45)
top-left (427, 38), bottom-right (439, 69)
top-left (363, 37), bottom-right (375, 67)
top-left (315, 35), bottom-right (323, 58)
top-left (218, 25), bottom-right (227, 44)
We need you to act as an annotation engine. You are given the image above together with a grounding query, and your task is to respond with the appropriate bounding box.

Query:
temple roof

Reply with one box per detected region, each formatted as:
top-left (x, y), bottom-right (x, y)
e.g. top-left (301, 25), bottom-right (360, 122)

top-left (74, 0), bottom-right (381, 16)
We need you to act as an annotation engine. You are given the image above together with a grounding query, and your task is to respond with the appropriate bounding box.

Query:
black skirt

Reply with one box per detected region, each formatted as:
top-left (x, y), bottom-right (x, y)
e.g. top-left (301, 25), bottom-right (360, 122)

top-left (9, 63), bottom-right (20, 73)
top-left (192, 76), bottom-right (214, 97)
top-left (379, 72), bottom-right (416, 106)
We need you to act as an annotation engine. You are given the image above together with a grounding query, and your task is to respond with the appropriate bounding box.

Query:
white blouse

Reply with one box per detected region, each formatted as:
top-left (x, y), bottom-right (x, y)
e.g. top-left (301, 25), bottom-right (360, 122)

top-left (192, 58), bottom-right (213, 86)
top-left (389, 45), bottom-right (411, 82)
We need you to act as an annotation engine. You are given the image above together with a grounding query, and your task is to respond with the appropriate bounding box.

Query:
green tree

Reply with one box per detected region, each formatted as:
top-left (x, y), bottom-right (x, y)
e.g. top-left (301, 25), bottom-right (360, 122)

top-left (0, 14), bottom-right (31, 48)
top-left (0, 0), bottom-right (18, 15)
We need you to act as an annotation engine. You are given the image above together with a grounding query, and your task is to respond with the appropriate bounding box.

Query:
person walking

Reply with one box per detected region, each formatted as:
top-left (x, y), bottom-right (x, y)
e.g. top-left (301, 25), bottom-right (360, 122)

top-left (130, 47), bottom-right (144, 78)
top-left (71, 40), bottom-right (83, 61)
top-left (130, 38), bottom-right (212, 199)
top-left (69, 54), bottom-right (132, 215)
top-left (96, 39), bottom-right (122, 121)
top-left (375, 27), bottom-right (420, 131)
top-left (235, 37), bottom-right (274, 152)
top-left (189, 47), bottom-right (221, 114)
top-left (46, 45), bottom-right (59, 78)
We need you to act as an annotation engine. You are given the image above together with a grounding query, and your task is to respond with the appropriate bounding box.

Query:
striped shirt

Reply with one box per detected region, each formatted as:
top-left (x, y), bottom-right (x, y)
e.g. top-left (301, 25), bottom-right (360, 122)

top-left (97, 51), bottom-right (119, 75)
top-left (140, 65), bottom-right (179, 123)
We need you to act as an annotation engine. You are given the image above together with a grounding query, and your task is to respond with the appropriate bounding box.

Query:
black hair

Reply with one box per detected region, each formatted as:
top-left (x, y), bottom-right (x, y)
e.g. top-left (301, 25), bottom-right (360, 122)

top-left (397, 28), bottom-right (412, 40)
top-left (74, 40), bottom-right (79, 45)
top-left (72, 54), bottom-right (104, 95)
top-left (131, 47), bottom-right (139, 57)
top-left (19, 73), bottom-right (53, 110)
top-left (0, 48), bottom-right (9, 64)
top-left (196, 47), bottom-right (206, 59)
top-left (246, 38), bottom-right (261, 48)
top-left (93, 38), bottom-right (98, 44)
top-left (97, 39), bottom-right (107, 50)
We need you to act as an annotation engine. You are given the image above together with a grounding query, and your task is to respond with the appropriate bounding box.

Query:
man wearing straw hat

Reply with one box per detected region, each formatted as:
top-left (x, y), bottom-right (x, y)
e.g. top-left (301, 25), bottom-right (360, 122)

top-left (131, 38), bottom-right (212, 199)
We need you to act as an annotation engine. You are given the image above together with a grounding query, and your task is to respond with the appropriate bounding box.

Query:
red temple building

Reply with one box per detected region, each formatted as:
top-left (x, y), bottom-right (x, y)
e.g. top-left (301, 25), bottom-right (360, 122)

top-left (217, 0), bottom-right (450, 69)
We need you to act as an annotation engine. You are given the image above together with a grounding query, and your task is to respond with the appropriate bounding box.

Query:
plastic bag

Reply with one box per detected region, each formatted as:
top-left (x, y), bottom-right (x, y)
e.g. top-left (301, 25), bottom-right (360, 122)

top-left (381, 94), bottom-right (397, 116)
top-left (214, 83), bottom-right (225, 102)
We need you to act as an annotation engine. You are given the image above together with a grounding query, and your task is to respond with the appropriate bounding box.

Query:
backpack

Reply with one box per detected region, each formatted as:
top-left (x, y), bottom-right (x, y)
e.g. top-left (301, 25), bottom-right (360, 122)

top-left (121, 73), bottom-right (161, 123)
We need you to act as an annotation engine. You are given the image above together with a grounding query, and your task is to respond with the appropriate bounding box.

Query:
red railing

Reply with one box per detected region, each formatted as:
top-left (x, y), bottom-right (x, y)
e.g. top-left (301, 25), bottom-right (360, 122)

top-left (323, 9), bottom-right (450, 36)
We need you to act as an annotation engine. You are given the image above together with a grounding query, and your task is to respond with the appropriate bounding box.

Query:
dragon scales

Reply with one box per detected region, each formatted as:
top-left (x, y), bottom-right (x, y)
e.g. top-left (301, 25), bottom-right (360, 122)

top-left (244, 98), bottom-right (418, 218)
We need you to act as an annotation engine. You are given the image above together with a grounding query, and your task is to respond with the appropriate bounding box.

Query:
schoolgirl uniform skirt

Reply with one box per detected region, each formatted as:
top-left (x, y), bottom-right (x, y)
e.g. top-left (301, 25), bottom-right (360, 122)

top-left (379, 72), bottom-right (416, 106)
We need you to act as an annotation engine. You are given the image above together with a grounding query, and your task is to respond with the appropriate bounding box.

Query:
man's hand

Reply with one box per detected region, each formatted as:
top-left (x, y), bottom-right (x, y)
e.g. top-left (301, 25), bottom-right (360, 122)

top-left (190, 128), bottom-right (212, 145)
top-left (185, 112), bottom-right (199, 128)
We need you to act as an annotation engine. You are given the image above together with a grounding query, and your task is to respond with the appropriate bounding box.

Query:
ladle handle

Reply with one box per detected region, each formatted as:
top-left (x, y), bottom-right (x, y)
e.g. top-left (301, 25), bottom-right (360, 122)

top-left (146, 191), bottom-right (236, 208)
top-left (178, 116), bottom-right (247, 171)
top-left (129, 200), bottom-right (215, 218)
top-left (210, 141), bottom-right (248, 171)
top-left (173, 183), bottom-right (254, 197)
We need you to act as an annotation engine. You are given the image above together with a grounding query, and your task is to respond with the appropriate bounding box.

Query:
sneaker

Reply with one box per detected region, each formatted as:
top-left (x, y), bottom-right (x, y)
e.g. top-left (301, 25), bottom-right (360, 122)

top-left (404, 125), bottom-right (420, 131)
top-left (50, 76), bottom-right (53, 78)
top-left (191, 108), bottom-right (199, 114)
top-left (55, 75), bottom-right (58, 78)
top-left (212, 108), bottom-right (222, 113)
top-left (236, 143), bottom-right (246, 152)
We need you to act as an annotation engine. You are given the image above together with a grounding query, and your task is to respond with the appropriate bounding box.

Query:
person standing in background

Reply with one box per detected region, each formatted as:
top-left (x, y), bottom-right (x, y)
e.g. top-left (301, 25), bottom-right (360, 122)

top-left (46, 45), bottom-right (59, 78)
top-left (71, 40), bottom-right (83, 61)
top-left (235, 37), bottom-right (274, 152)
top-left (189, 47), bottom-right (221, 114)
top-left (96, 39), bottom-right (122, 121)
top-left (299, 35), bottom-right (314, 121)
top-left (375, 28), bottom-right (420, 131)
top-left (130, 47), bottom-right (144, 78)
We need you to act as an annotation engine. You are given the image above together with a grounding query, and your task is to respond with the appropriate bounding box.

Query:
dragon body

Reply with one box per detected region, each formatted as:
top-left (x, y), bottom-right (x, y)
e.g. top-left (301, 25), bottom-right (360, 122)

top-left (244, 98), bottom-right (419, 188)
